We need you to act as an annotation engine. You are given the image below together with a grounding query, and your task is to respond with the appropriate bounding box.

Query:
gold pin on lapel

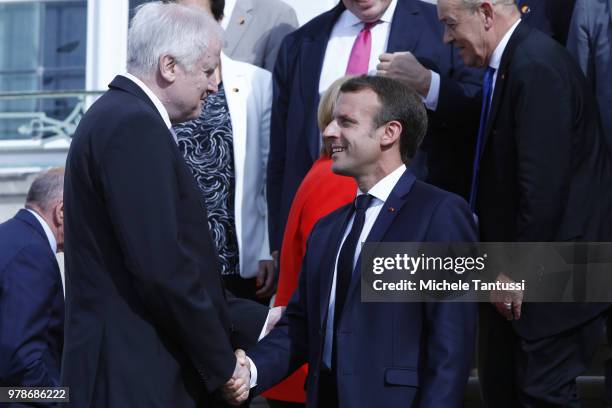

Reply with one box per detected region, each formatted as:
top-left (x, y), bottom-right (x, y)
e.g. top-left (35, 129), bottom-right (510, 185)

top-left (238, 16), bottom-right (246, 25)
top-left (520, 4), bottom-right (530, 14)
top-left (388, 207), bottom-right (396, 212)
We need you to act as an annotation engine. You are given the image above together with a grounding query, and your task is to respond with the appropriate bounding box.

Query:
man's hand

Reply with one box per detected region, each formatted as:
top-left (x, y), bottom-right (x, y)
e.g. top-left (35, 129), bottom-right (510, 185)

top-left (221, 350), bottom-right (251, 405)
top-left (490, 273), bottom-right (523, 321)
top-left (263, 306), bottom-right (286, 337)
top-left (377, 52), bottom-right (431, 97)
top-left (256, 260), bottom-right (277, 299)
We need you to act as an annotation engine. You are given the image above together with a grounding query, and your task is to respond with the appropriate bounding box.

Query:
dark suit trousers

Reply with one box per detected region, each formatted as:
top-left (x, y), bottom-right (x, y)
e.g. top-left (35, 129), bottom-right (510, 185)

top-left (317, 367), bottom-right (339, 408)
top-left (479, 304), bottom-right (605, 407)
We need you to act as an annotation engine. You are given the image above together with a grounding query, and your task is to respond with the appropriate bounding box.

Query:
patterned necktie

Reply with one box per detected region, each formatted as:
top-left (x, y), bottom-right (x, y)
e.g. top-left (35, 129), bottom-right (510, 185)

top-left (334, 193), bottom-right (374, 326)
top-left (468, 67), bottom-right (496, 212)
top-left (346, 22), bottom-right (377, 75)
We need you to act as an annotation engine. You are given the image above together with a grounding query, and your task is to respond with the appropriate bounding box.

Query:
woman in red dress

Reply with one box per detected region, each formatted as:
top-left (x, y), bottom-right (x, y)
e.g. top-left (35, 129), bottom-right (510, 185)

top-left (263, 77), bottom-right (356, 407)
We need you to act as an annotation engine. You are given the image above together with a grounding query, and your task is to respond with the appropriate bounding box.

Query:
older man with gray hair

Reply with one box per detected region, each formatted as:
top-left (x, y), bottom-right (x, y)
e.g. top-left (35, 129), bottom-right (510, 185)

top-left (0, 168), bottom-right (65, 396)
top-left (62, 2), bottom-right (272, 407)
top-left (437, 0), bottom-right (612, 406)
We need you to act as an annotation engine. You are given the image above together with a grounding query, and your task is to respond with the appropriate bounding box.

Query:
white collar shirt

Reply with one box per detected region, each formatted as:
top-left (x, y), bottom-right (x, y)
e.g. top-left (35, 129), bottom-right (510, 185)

top-left (488, 18), bottom-right (521, 97)
top-left (323, 164), bottom-right (407, 367)
top-left (122, 73), bottom-right (176, 143)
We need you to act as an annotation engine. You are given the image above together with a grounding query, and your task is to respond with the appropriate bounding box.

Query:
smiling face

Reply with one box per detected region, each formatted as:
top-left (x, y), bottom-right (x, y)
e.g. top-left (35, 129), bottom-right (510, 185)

top-left (165, 39), bottom-right (221, 123)
top-left (323, 89), bottom-right (384, 178)
top-left (438, 0), bottom-right (489, 67)
top-left (342, 0), bottom-right (392, 23)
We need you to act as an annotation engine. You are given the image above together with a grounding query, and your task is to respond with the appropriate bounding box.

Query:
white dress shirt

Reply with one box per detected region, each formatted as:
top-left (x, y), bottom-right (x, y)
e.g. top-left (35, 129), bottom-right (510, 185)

top-left (122, 73), bottom-right (176, 143)
top-left (322, 164), bottom-right (406, 367)
top-left (488, 19), bottom-right (521, 96)
top-left (318, 0), bottom-right (439, 111)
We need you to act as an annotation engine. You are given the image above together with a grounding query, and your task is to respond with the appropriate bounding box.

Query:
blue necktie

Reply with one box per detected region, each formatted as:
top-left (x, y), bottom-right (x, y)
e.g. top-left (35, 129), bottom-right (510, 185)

top-left (469, 67), bottom-right (496, 212)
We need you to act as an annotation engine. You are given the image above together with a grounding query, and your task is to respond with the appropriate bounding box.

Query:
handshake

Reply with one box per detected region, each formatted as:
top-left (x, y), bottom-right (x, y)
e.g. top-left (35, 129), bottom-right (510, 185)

top-left (220, 305), bottom-right (285, 405)
top-left (222, 349), bottom-right (251, 405)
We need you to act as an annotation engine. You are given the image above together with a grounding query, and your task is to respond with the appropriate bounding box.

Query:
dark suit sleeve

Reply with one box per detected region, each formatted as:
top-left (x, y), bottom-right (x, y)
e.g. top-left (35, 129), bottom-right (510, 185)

top-left (0, 245), bottom-right (60, 387)
top-left (267, 36), bottom-right (293, 252)
top-left (263, 5), bottom-right (298, 72)
top-left (566, 0), bottom-right (591, 79)
top-left (226, 296), bottom-right (268, 351)
top-left (513, 62), bottom-right (574, 241)
top-left (419, 195), bottom-right (478, 407)
top-left (248, 234), bottom-right (312, 393)
top-left (99, 114), bottom-right (235, 393)
top-left (434, 46), bottom-right (482, 130)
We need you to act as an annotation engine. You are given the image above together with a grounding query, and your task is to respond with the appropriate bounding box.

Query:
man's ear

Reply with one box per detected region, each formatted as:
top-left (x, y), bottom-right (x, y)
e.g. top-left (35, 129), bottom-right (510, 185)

top-left (54, 200), bottom-right (64, 228)
top-left (159, 54), bottom-right (178, 83)
top-left (479, 1), bottom-right (495, 30)
top-left (380, 120), bottom-right (402, 148)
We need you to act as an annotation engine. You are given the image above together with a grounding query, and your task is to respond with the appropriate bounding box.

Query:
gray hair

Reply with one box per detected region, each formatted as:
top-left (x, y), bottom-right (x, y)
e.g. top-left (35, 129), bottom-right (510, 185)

top-left (25, 167), bottom-right (64, 213)
top-left (127, 1), bottom-right (223, 78)
top-left (458, 0), bottom-right (517, 12)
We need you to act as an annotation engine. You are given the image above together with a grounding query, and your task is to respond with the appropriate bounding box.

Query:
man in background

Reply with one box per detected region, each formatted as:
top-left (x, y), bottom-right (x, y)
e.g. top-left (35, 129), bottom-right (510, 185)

top-left (222, 0), bottom-right (298, 71)
top-left (0, 168), bottom-right (65, 401)
top-left (437, 0), bottom-right (612, 405)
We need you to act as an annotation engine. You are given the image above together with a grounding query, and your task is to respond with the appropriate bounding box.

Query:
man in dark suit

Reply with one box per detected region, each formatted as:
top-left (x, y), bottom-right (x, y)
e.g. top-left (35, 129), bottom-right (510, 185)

top-left (437, 0), bottom-right (612, 406)
top-left (266, 0), bottom-right (482, 258)
top-left (226, 76), bottom-right (478, 407)
top-left (0, 168), bottom-right (65, 401)
top-left (62, 3), bottom-right (273, 407)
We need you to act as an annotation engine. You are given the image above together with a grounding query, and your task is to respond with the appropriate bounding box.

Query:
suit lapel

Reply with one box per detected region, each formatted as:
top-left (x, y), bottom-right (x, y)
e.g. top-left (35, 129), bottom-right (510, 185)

top-left (299, 5), bottom-right (344, 161)
top-left (483, 21), bottom-right (531, 149)
top-left (222, 54), bottom-right (248, 237)
top-left (224, 0), bottom-right (254, 56)
top-left (386, 0), bottom-right (423, 53)
top-left (319, 204), bottom-right (355, 327)
top-left (345, 170), bottom-right (417, 303)
top-left (608, 0), bottom-right (612, 25)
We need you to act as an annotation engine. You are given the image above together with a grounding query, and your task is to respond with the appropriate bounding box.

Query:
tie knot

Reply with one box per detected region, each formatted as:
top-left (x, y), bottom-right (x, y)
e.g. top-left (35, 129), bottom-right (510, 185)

top-left (354, 194), bottom-right (373, 211)
top-left (362, 21), bottom-right (378, 30)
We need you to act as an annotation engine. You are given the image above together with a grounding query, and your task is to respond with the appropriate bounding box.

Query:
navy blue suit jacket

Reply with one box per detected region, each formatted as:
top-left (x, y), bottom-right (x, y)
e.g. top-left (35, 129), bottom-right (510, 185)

top-left (251, 170), bottom-right (478, 407)
top-left (0, 209), bottom-right (64, 393)
top-left (266, 0), bottom-right (482, 251)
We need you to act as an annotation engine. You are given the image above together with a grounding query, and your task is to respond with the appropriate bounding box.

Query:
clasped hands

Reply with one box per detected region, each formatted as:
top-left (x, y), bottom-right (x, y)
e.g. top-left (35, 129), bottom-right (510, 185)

top-left (222, 349), bottom-right (251, 405)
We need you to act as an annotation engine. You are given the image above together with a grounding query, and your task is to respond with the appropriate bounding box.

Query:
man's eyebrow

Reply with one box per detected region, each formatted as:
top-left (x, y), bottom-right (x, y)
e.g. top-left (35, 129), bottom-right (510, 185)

top-left (336, 113), bottom-right (357, 124)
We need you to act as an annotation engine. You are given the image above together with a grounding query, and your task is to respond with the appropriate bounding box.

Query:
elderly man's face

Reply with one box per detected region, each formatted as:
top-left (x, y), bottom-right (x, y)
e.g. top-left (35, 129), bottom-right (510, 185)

top-left (438, 0), bottom-right (488, 67)
top-left (342, 0), bottom-right (392, 23)
top-left (168, 39), bottom-right (220, 123)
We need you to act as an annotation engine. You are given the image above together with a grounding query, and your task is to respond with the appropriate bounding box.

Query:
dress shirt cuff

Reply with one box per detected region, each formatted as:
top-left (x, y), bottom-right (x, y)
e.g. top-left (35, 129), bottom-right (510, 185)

top-left (247, 357), bottom-right (258, 388)
top-left (258, 311), bottom-right (271, 340)
top-left (423, 70), bottom-right (440, 111)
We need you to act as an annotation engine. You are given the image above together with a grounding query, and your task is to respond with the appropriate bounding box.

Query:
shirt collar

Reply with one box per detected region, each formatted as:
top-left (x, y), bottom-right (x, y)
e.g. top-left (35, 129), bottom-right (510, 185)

top-left (358, 164), bottom-right (406, 203)
top-left (26, 208), bottom-right (57, 253)
top-left (221, 0), bottom-right (237, 30)
top-left (489, 18), bottom-right (521, 70)
top-left (337, 0), bottom-right (398, 29)
top-left (123, 72), bottom-right (172, 130)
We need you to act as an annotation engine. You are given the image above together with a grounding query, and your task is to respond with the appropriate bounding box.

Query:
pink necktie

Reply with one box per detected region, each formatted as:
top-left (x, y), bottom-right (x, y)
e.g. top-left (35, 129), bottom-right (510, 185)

top-left (346, 22), bottom-right (377, 75)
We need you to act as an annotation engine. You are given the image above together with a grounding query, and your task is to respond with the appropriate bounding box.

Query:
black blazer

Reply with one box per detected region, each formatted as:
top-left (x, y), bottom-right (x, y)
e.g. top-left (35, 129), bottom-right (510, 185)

top-left (475, 22), bottom-right (612, 339)
top-left (62, 75), bottom-right (268, 407)
top-left (266, 0), bottom-right (482, 251)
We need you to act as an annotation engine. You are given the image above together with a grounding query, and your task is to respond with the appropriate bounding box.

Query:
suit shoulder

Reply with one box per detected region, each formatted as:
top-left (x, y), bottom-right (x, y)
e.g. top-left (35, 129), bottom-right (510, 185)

top-left (0, 219), bottom-right (53, 274)
top-left (411, 180), bottom-right (468, 208)
top-left (255, 0), bottom-right (296, 15)
top-left (224, 57), bottom-right (272, 82)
